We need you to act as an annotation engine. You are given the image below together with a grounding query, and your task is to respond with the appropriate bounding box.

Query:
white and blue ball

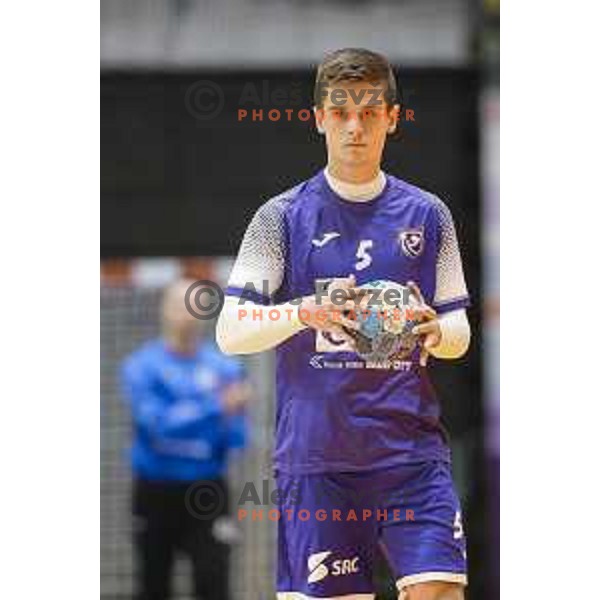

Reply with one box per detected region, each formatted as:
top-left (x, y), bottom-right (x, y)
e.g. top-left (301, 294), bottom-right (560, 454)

top-left (348, 280), bottom-right (420, 362)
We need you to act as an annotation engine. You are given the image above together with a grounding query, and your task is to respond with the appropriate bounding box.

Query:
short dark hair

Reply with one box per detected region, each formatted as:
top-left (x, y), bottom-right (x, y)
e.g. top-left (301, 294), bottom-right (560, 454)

top-left (313, 48), bottom-right (399, 108)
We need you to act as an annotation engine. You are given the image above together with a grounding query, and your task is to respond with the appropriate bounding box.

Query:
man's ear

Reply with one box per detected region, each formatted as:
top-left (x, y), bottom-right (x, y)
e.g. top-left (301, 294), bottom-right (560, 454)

top-left (387, 104), bottom-right (401, 134)
top-left (313, 106), bottom-right (326, 134)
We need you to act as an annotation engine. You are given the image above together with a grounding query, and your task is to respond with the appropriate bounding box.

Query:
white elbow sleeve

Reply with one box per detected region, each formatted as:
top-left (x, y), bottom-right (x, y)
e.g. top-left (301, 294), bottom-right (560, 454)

top-left (429, 308), bottom-right (471, 359)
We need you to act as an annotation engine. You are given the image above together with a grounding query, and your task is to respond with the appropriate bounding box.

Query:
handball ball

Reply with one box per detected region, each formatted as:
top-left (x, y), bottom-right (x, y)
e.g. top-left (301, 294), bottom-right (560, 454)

top-left (348, 280), bottom-right (420, 362)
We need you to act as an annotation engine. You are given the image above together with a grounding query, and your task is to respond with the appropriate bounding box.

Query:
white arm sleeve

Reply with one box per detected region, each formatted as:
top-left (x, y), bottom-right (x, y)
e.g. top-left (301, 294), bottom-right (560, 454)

top-left (216, 297), bottom-right (307, 355)
top-left (429, 308), bottom-right (471, 359)
top-left (428, 198), bottom-right (471, 359)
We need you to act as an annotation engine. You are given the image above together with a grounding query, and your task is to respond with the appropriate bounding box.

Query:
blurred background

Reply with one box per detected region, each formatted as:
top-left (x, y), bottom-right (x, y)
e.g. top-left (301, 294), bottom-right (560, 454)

top-left (100, 1), bottom-right (499, 598)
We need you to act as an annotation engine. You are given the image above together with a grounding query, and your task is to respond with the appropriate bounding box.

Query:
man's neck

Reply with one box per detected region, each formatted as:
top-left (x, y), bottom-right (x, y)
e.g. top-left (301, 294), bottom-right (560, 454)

top-left (164, 334), bottom-right (197, 356)
top-left (326, 160), bottom-right (381, 184)
top-left (324, 165), bottom-right (386, 202)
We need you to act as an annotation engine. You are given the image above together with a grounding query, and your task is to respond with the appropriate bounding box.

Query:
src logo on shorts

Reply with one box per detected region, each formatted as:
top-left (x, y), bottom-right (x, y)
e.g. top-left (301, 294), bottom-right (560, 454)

top-left (307, 551), bottom-right (360, 584)
top-left (398, 228), bottom-right (425, 258)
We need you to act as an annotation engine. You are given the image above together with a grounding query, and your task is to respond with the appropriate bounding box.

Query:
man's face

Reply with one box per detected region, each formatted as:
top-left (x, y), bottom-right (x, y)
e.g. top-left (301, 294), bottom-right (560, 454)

top-left (315, 79), bottom-right (398, 171)
top-left (162, 280), bottom-right (206, 340)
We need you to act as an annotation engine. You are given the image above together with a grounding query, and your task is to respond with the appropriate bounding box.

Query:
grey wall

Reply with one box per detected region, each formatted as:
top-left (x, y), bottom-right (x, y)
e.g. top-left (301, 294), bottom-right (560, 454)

top-left (101, 0), bottom-right (473, 68)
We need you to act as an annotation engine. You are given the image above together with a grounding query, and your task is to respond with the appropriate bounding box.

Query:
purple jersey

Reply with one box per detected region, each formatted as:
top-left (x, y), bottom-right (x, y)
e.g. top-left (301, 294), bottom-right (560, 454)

top-left (225, 170), bottom-right (469, 474)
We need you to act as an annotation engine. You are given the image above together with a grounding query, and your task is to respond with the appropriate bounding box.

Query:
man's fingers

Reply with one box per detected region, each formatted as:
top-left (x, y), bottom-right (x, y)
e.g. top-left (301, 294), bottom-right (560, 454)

top-left (324, 302), bottom-right (361, 324)
top-left (412, 321), bottom-right (438, 336)
top-left (330, 274), bottom-right (357, 292)
top-left (347, 288), bottom-right (371, 309)
top-left (342, 299), bottom-right (361, 312)
top-left (418, 332), bottom-right (439, 366)
top-left (419, 345), bottom-right (429, 367)
top-left (411, 305), bottom-right (437, 322)
top-left (330, 324), bottom-right (358, 346)
top-left (338, 315), bottom-right (360, 331)
top-left (407, 280), bottom-right (426, 305)
top-left (423, 334), bottom-right (439, 350)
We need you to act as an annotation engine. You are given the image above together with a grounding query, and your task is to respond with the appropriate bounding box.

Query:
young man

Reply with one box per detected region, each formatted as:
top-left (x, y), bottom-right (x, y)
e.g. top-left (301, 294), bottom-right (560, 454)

top-left (122, 279), bottom-right (251, 600)
top-left (217, 49), bottom-right (471, 600)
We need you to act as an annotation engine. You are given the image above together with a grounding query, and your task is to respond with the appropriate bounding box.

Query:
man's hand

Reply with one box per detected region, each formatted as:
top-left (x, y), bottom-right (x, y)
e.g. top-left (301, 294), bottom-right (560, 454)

top-left (298, 274), bottom-right (364, 346)
top-left (407, 281), bottom-right (442, 366)
top-left (220, 381), bottom-right (252, 415)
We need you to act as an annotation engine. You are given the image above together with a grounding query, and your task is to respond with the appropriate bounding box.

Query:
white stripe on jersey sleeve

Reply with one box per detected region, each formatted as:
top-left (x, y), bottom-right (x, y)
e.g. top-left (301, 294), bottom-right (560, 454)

top-left (227, 195), bottom-right (290, 301)
top-left (431, 197), bottom-right (469, 308)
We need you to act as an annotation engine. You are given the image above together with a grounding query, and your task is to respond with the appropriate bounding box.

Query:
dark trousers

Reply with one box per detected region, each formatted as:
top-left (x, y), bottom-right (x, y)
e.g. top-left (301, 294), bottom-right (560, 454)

top-left (132, 478), bottom-right (230, 600)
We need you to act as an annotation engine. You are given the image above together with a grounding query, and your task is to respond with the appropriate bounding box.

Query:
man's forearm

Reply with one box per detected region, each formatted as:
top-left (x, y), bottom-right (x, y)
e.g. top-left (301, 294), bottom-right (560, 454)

top-left (429, 308), bottom-right (471, 359)
top-left (216, 296), bottom-right (307, 354)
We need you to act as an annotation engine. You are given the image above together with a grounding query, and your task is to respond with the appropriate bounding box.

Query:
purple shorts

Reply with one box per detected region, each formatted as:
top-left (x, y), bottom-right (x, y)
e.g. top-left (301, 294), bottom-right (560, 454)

top-left (275, 461), bottom-right (467, 597)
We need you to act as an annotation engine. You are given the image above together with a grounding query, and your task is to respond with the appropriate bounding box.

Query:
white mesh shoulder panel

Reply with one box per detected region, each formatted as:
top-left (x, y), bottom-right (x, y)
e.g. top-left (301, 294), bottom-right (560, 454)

top-left (430, 195), bottom-right (469, 307)
top-left (227, 189), bottom-right (299, 301)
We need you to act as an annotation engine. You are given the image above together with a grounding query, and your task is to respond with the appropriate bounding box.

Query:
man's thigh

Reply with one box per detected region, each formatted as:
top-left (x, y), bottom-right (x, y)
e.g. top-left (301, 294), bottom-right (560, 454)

top-left (275, 471), bottom-right (380, 598)
top-left (378, 461), bottom-right (467, 597)
top-left (401, 581), bottom-right (464, 600)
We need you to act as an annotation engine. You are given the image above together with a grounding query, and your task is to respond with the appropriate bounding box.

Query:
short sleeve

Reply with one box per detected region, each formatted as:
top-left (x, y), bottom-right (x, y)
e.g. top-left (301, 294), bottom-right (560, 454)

top-left (225, 197), bottom-right (288, 305)
top-left (432, 197), bottom-right (470, 313)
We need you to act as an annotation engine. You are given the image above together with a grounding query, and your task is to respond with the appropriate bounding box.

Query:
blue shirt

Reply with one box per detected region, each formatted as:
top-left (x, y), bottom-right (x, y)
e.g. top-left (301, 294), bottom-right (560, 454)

top-left (225, 170), bottom-right (469, 474)
top-left (121, 339), bottom-right (248, 481)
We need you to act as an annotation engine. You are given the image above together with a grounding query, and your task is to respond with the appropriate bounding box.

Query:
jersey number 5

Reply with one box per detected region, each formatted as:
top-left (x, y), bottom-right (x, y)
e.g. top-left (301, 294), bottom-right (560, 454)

top-left (355, 239), bottom-right (373, 271)
top-left (453, 511), bottom-right (464, 540)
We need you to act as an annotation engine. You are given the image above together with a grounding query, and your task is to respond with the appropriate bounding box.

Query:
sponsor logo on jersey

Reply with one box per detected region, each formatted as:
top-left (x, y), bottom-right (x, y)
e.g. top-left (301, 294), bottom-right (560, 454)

top-left (312, 231), bottom-right (341, 248)
top-left (309, 355), bottom-right (324, 369)
top-left (307, 550), bottom-right (360, 584)
top-left (398, 228), bottom-right (424, 258)
top-left (307, 551), bottom-right (331, 583)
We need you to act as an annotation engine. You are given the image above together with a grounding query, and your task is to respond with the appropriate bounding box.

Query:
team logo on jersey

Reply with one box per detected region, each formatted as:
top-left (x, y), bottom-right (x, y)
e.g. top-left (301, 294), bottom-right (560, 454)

top-left (398, 228), bottom-right (424, 258)
top-left (312, 231), bottom-right (340, 248)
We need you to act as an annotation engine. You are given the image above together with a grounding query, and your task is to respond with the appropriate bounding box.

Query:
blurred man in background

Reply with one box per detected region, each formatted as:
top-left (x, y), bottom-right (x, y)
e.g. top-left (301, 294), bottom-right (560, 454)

top-left (121, 279), bottom-right (251, 600)
top-left (218, 48), bottom-right (470, 600)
